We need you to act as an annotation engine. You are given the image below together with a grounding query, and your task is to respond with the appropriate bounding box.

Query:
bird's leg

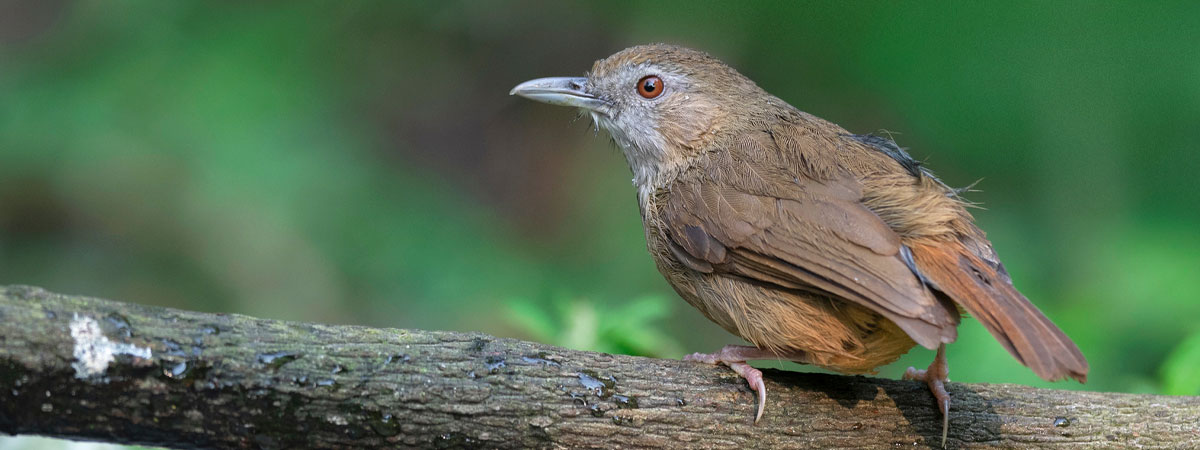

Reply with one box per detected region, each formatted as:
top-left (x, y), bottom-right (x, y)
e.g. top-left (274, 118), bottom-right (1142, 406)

top-left (904, 345), bottom-right (951, 447)
top-left (684, 345), bottom-right (805, 423)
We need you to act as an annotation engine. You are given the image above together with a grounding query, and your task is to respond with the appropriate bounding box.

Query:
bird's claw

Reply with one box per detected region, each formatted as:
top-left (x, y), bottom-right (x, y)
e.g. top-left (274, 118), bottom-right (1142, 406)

top-left (683, 347), bottom-right (767, 423)
top-left (730, 361), bottom-right (767, 423)
top-left (904, 346), bottom-right (951, 447)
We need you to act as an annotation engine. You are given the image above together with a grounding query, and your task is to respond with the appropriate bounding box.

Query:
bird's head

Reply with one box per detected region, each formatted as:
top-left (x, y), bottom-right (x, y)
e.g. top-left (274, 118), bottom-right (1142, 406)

top-left (511, 44), bottom-right (767, 192)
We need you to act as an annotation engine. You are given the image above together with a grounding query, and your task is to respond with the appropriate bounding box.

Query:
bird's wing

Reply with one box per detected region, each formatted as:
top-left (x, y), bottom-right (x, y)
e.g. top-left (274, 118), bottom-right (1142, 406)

top-left (659, 128), bottom-right (959, 349)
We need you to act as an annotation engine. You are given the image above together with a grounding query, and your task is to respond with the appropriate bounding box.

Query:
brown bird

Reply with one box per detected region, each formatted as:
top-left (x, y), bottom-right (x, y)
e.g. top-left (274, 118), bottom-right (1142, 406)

top-left (511, 44), bottom-right (1087, 444)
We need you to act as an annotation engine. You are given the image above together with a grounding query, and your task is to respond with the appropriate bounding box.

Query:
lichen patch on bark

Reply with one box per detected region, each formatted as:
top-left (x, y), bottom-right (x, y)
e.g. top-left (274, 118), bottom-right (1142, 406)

top-left (69, 314), bottom-right (152, 379)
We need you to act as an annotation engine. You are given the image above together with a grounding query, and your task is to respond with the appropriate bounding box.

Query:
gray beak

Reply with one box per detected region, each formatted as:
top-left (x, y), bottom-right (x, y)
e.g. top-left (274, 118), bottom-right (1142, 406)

top-left (510, 77), bottom-right (607, 112)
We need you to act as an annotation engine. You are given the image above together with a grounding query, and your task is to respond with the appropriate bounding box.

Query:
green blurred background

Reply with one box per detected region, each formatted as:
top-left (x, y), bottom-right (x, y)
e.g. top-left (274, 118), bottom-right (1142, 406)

top-left (1, 1), bottom-right (1198, 447)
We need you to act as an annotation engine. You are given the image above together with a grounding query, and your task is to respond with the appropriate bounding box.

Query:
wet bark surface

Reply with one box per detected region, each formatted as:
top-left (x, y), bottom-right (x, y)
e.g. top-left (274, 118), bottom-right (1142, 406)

top-left (1, 285), bottom-right (1197, 449)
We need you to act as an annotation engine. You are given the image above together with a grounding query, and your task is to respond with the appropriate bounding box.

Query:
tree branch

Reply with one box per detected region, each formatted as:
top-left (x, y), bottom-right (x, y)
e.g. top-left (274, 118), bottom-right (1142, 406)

top-left (0, 285), bottom-right (1196, 449)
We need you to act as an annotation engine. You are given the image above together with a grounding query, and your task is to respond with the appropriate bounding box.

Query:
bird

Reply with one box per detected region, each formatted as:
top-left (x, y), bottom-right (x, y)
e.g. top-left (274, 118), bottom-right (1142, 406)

top-left (511, 44), bottom-right (1088, 445)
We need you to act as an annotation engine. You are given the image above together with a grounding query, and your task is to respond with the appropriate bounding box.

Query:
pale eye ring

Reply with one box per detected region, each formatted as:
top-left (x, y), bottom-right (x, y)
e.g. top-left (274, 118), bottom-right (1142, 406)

top-left (637, 75), bottom-right (664, 99)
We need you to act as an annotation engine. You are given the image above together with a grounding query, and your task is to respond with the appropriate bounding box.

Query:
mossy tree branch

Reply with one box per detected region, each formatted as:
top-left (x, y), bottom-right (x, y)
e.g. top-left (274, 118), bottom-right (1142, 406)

top-left (0, 285), bottom-right (1196, 449)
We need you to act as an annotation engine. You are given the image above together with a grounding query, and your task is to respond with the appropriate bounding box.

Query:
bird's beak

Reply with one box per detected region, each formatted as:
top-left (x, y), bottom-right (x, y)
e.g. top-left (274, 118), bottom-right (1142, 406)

top-left (510, 77), bottom-right (606, 112)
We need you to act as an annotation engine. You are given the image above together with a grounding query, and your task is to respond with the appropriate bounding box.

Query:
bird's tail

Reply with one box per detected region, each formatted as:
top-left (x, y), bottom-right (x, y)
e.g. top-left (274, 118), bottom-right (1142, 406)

top-left (907, 240), bottom-right (1088, 383)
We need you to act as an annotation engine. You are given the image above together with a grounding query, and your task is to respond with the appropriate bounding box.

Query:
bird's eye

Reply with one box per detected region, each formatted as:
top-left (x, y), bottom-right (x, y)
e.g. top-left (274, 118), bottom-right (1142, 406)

top-left (637, 75), bottom-right (664, 99)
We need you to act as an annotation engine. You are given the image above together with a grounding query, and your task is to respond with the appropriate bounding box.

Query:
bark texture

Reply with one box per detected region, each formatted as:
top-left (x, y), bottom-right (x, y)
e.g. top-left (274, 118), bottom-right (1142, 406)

top-left (0, 285), bottom-right (1196, 449)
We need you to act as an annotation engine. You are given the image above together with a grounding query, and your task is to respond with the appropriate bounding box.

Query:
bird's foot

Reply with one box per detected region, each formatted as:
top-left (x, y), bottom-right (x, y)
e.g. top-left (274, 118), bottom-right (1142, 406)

top-left (903, 345), bottom-right (950, 447)
top-left (684, 345), bottom-right (777, 423)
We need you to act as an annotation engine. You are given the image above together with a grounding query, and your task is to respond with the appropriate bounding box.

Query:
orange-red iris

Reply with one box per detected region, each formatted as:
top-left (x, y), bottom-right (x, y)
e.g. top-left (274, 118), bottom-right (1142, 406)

top-left (637, 75), bottom-right (663, 99)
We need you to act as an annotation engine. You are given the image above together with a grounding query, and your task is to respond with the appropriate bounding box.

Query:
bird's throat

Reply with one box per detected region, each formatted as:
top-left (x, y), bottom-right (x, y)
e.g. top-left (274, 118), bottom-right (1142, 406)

top-left (596, 117), bottom-right (686, 210)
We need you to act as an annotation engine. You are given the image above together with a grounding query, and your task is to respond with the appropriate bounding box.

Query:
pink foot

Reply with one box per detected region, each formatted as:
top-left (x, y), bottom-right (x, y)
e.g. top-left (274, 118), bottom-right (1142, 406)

top-left (684, 345), bottom-right (779, 423)
top-left (904, 345), bottom-right (951, 447)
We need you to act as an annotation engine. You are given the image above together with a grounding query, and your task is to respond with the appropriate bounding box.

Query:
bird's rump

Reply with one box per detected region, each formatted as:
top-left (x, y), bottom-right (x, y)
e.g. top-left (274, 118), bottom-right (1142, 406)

top-left (846, 133), bottom-right (1091, 383)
